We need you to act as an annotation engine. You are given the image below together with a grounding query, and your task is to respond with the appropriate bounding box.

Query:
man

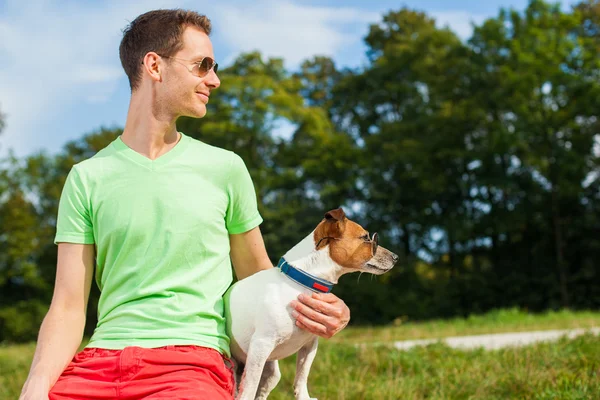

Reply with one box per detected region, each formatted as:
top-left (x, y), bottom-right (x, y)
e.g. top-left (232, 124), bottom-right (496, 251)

top-left (20, 9), bottom-right (350, 400)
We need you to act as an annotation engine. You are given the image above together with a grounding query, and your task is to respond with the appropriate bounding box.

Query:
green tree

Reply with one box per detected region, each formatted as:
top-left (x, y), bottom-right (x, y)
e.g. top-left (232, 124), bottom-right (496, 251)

top-left (0, 154), bottom-right (53, 341)
top-left (178, 52), bottom-right (347, 259)
top-left (0, 104), bottom-right (5, 135)
top-left (468, 0), bottom-right (600, 308)
top-left (0, 128), bottom-right (121, 341)
top-left (331, 8), bottom-right (482, 319)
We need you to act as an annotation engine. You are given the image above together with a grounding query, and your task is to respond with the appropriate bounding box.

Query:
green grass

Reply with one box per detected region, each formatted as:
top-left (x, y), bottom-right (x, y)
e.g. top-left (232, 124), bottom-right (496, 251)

top-left (0, 342), bottom-right (37, 400)
top-left (2, 309), bottom-right (599, 399)
top-left (270, 334), bottom-right (600, 400)
top-left (331, 308), bottom-right (600, 344)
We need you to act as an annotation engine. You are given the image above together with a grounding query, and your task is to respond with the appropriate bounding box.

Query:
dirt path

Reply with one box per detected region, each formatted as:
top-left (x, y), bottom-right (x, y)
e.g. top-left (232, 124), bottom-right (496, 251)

top-left (392, 327), bottom-right (600, 350)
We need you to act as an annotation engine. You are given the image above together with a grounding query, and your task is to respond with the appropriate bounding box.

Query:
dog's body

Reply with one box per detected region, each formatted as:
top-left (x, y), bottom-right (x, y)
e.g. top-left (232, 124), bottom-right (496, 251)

top-left (227, 267), bottom-right (317, 363)
top-left (225, 208), bottom-right (398, 400)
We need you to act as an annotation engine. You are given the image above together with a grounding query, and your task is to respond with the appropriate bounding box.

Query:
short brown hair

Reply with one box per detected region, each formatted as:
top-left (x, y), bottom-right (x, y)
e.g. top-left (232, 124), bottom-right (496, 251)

top-left (119, 9), bottom-right (212, 91)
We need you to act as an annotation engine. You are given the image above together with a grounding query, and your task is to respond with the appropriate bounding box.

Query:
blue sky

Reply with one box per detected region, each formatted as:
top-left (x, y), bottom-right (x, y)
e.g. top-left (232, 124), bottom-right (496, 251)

top-left (0, 0), bottom-right (578, 158)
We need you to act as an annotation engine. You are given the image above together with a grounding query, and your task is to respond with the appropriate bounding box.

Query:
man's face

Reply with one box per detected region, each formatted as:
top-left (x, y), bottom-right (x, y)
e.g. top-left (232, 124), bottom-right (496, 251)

top-left (160, 26), bottom-right (220, 119)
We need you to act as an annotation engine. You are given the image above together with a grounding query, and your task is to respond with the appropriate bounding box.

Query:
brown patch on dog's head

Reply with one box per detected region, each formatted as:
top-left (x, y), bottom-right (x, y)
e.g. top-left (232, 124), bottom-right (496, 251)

top-left (314, 208), bottom-right (347, 246)
top-left (313, 208), bottom-right (398, 274)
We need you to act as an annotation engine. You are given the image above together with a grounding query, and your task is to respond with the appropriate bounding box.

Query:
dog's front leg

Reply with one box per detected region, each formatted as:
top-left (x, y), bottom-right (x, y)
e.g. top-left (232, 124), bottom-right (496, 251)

top-left (294, 337), bottom-right (319, 400)
top-left (236, 338), bottom-right (275, 400)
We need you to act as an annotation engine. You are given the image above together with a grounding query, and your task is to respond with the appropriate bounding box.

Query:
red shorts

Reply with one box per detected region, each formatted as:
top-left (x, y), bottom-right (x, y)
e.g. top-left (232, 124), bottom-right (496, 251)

top-left (48, 345), bottom-right (235, 400)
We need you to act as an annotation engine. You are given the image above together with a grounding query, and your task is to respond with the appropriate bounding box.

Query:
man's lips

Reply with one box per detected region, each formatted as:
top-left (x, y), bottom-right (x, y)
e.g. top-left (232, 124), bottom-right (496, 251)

top-left (196, 92), bottom-right (209, 103)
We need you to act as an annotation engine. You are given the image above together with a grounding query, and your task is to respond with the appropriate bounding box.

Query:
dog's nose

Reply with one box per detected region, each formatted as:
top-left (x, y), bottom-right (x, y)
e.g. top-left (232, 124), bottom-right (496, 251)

top-left (392, 253), bottom-right (399, 264)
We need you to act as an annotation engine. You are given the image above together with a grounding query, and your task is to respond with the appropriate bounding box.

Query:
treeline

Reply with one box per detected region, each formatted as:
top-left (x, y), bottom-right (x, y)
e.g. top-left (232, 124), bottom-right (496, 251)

top-left (1, 0), bottom-right (599, 342)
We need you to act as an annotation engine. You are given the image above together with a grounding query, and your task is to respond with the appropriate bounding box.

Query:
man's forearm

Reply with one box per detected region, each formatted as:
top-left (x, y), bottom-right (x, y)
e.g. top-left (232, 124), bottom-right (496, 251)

top-left (24, 306), bottom-right (86, 389)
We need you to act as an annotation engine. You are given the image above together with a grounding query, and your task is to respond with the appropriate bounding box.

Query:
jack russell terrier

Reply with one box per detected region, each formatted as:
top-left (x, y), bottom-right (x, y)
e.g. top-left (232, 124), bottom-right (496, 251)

top-left (224, 207), bottom-right (398, 399)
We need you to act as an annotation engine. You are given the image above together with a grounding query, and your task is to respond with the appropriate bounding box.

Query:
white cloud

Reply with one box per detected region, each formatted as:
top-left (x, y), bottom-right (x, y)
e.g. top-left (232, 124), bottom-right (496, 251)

top-left (213, 0), bottom-right (380, 69)
top-left (0, 0), bottom-right (382, 156)
top-left (0, 0), bottom-right (494, 157)
top-left (70, 66), bottom-right (123, 84)
top-left (0, 0), bottom-right (184, 156)
top-left (430, 11), bottom-right (487, 41)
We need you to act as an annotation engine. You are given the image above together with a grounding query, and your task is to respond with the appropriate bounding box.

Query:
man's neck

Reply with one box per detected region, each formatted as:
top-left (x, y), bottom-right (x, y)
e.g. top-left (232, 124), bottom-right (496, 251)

top-left (121, 92), bottom-right (180, 160)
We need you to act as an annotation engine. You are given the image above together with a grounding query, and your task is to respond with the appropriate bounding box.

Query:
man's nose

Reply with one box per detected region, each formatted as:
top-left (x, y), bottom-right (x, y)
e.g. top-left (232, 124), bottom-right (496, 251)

top-left (205, 69), bottom-right (220, 89)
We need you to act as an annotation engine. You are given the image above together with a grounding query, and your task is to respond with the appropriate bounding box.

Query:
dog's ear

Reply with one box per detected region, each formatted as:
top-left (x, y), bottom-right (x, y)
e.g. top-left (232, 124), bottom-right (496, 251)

top-left (322, 207), bottom-right (347, 238)
top-left (325, 208), bottom-right (346, 222)
top-left (315, 208), bottom-right (347, 248)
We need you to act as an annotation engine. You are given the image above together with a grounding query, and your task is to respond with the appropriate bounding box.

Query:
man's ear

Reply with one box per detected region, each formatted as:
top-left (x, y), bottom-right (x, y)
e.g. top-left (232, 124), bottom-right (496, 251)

top-left (325, 208), bottom-right (346, 222)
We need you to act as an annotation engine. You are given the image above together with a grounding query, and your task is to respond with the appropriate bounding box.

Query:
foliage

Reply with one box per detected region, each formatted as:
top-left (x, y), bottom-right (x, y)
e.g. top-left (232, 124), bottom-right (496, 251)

top-left (0, 1), bottom-right (599, 341)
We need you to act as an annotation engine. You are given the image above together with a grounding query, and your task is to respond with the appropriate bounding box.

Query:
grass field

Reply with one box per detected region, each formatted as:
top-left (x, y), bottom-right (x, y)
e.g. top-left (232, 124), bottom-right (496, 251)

top-left (330, 308), bottom-right (600, 344)
top-left (2, 309), bottom-right (599, 399)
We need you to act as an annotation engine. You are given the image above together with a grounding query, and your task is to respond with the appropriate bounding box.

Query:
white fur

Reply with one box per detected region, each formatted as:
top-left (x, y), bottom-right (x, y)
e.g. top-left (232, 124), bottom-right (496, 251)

top-left (283, 232), bottom-right (346, 284)
top-left (226, 230), bottom-right (333, 400)
top-left (225, 228), bottom-right (396, 400)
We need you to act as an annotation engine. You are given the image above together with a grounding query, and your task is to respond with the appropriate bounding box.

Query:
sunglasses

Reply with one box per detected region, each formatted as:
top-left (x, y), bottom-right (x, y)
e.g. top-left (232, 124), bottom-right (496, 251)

top-left (316, 232), bottom-right (379, 255)
top-left (154, 54), bottom-right (219, 77)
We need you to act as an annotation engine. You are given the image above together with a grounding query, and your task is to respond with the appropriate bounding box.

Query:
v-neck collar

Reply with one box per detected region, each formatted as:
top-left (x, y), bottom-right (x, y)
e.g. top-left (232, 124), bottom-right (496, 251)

top-left (112, 132), bottom-right (190, 170)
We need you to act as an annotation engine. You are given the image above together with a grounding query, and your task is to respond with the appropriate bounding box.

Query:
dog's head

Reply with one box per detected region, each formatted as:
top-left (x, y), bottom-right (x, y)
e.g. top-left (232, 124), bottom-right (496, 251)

top-left (313, 207), bottom-right (398, 275)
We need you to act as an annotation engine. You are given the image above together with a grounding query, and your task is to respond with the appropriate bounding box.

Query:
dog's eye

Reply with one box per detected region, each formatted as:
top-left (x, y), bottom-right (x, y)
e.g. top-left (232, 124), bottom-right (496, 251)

top-left (361, 234), bottom-right (370, 240)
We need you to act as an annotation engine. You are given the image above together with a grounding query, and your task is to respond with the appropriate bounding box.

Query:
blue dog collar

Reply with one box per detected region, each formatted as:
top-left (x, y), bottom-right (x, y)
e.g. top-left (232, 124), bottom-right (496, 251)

top-left (277, 257), bottom-right (334, 293)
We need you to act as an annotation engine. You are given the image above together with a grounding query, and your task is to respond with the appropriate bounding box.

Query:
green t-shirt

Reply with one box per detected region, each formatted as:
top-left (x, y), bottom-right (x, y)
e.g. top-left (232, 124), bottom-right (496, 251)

top-left (54, 132), bottom-right (262, 357)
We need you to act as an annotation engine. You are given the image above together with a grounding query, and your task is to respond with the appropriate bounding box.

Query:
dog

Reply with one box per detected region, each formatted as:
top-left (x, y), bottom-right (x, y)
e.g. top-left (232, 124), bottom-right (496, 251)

top-left (224, 207), bottom-right (398, 399)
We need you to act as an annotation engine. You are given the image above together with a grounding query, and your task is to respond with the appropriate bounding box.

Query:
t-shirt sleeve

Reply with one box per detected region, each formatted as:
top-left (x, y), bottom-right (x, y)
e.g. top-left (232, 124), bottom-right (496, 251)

top-left (225, 154), bottom-right (263, 234)
top-left (54, 166), bottom-right (95, 244)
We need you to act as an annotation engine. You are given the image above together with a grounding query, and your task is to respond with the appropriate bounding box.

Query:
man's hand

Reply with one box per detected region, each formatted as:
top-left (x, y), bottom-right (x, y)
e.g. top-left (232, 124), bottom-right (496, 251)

top-left (290, 292), bottom-right (350, 338)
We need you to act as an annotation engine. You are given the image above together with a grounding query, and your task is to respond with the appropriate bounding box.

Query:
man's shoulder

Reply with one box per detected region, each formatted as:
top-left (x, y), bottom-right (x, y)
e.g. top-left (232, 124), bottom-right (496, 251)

top-left (69, 141), bottom-right (119, 178)
top-left (185, 135), bottom-right (241, 165)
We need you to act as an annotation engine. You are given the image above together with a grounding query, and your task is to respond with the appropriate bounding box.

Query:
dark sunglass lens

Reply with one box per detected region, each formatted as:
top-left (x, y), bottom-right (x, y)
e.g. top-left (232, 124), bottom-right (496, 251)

top-left (199, 58), bottom-right (210, 75)
top-left (199, 57), bottom-right (216, 76)
top-left (372, 232), bottom-right (379, 254)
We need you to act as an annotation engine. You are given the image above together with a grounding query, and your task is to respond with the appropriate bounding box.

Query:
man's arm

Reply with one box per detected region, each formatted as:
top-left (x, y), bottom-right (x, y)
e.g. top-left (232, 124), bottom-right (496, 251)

top-left (229, 226), bottom-right (273, 280)
top-left (20, 243), bottom-right (95, 400)
top-left (229, 226), bottom-right (350, 338)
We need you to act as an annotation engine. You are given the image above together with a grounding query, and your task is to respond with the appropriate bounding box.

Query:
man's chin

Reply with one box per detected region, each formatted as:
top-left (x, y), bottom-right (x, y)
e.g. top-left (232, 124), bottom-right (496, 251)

top-left (182, 107), bottom-right (207, 119)
top-left (196, 104), bottom-right (208, 117)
